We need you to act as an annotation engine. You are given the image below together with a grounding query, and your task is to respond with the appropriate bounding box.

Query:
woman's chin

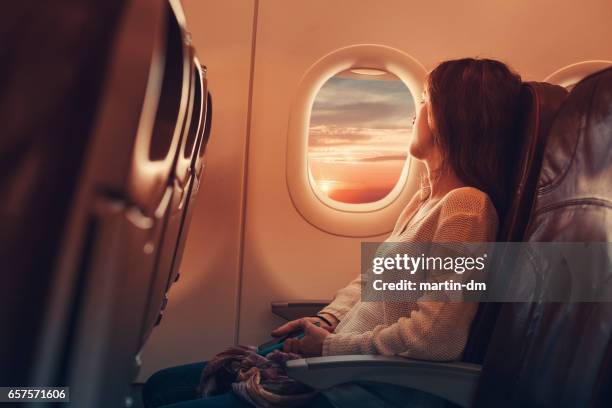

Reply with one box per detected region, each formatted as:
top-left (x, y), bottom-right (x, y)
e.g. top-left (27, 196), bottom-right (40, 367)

top-left (409, 144), bottom-right (424, 160)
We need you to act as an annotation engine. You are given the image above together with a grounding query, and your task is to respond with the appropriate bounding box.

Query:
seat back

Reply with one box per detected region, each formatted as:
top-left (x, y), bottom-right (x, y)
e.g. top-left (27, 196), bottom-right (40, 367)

top-left (463, 82), bottom-right (568, 363)
top-left (0, 1), bottom-right (203, 406)
top-left (475, 67), bottom-right (612, 407)
top-left (168, 86), bottom-right (214, 288)
top-left (140, 58), bottom-right (210, 344)
top-left (500, 82), bottom-right (570, 241)
top-left (61, 4), bottom-right (194, 406)
top-left (0, 0), bottom-right (128, 387)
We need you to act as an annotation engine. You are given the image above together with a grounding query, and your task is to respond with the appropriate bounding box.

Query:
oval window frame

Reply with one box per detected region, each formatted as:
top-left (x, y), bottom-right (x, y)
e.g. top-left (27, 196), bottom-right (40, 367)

top-left (544, 60), bottom-right (612, 89)
top-left (286, 44), bottom-right (426, 237)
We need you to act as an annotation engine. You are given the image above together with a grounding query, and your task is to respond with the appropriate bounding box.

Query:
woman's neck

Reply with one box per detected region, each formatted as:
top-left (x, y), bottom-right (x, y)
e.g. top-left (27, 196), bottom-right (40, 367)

top-left (425, 164), bottom-right (467, 200)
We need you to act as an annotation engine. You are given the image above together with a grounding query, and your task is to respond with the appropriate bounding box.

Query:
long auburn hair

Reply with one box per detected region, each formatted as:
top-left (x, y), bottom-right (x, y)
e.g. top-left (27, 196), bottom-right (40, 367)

top-left (426, 58), bottom-right (522, 217)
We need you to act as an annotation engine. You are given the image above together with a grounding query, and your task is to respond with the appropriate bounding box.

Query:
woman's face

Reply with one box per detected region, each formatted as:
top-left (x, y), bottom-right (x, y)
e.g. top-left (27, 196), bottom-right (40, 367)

top-left (409, 90), bottom-right (436, 162)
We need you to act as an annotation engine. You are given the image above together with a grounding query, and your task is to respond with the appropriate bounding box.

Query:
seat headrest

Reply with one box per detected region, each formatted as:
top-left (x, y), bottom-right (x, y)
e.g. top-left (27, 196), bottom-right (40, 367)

top-left (499, 82), bottom-right (568, 241)
top-left (475, 69), bottom-right (612, 407)
top-left (526, 67), bottom-right (612, 241)
top-left (463, 82), bottom-right (567, 364)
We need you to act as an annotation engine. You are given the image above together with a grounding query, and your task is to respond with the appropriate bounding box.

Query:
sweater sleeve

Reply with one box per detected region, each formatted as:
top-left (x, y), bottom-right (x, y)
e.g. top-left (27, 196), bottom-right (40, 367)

top-left (319, 193), bottom-right (424, 322)
top-left (322, 201), bottom-right (498, 360)
top-left (319, 275), bottom-right (361, 321)
top-left (322, 301), bottom-right (478, 360)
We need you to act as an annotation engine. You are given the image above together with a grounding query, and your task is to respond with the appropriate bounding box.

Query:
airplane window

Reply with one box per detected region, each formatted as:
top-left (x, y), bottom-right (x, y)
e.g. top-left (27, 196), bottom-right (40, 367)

top-left (545, 60), bottom-right (612, 90)
top-left (308, 69), bottom-right (415, 204)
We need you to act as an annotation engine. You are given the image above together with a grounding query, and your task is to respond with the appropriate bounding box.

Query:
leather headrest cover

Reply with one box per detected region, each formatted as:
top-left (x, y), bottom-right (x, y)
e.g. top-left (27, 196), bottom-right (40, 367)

top-left (526, 67), bottom-right (612, 241)
top-left (500, 82), bottom-right (568, 241)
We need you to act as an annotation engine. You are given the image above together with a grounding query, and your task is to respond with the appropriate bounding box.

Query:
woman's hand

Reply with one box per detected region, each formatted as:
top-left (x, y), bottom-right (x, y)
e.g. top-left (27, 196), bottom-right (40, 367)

top-left (271, 314), bottom-right (338, 337)
top-left (279, 318), bottom-right (330, 356)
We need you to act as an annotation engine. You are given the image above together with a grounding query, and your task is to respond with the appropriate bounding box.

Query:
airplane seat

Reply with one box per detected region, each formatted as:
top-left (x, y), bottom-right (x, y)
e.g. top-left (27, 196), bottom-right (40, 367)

top-left (474, 66), bottom-right (612, 407)
top-left (169, 90), bottom-right (213, 287)
top-left (0, 0), bottom-right (128, 387)
top-left (167, 70), bottom-right (212, 289)
top-left (286, 69), bottom-right (611, 407)
top-left (463, 82), bottom-right (568, 364)
top-left (141, 57), bottom-right (210, 345)
top-left (1, 1), bottom-right (200, 406)
top-left (63, 4), bottom-right (193, 406)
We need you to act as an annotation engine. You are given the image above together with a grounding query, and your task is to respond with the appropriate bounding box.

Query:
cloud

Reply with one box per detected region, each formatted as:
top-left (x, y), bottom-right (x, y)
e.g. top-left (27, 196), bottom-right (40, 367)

top-left (311, 102), bottom-right (413, 129)
top-left (310, 76), bottom-right (416, 129)
top-left (354, 154), bottom-right (408, 162)
top-left (309, 127), bottom-right (375, 147)
top-left (309, 125), bottom-right (412, 148)
top-left (309, 153), bottom-right (409, 164)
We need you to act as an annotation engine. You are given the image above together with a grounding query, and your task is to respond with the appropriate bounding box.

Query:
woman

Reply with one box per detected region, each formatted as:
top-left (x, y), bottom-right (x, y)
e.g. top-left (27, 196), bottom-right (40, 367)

top-left (143, 58), bottom-right (522, 407)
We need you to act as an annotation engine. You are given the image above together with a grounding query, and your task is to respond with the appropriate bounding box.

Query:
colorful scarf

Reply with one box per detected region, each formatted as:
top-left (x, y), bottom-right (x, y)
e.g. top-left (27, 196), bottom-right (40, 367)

top-left (198, 345), bottom-right (317, 407)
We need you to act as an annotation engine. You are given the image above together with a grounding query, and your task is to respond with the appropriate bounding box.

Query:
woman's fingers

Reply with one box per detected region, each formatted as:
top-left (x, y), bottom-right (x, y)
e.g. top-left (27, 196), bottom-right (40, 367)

top-left (282, 338), bottom-right (292, 352)
top-left (303, 319), bottom-right (316, 334)
top-left (273, 316), bottom-right (335, 337)
top-left (280, 320), bottom-right (329, 356)
top-left (291, 339), bottom-right (301, 354)
top-left (283, 338), bottom-right (300, 353)
top-left (271, 318), bottom-right (304, 337)
top-left (275, 318), bottom-right (329, 355)
top-left (271, 323), bottom-right (289, 337)
top-left (296, 320), bottom-right (329, 356)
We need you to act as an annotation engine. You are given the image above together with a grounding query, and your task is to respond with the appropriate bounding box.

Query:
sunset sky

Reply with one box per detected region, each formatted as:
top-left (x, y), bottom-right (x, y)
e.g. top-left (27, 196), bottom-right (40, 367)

top-left (308, 71), bottom-right (415, 203)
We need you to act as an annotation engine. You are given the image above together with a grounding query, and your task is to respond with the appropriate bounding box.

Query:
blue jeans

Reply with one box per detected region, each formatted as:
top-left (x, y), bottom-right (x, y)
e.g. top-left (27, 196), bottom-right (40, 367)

top-left (142, 362), bottom-right (334, 408)
top-left (142, 362), bottom-right (450, 407)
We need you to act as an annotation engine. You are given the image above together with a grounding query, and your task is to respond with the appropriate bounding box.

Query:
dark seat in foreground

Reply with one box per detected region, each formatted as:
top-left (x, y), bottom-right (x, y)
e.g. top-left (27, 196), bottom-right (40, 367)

top-left (285, 69), bottom-right (612, 407)
top-left (0, 1), bottom-right (211, 407)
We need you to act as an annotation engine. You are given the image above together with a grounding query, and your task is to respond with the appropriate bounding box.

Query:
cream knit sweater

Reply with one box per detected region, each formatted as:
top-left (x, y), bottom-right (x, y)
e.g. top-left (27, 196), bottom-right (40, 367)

top-left (320, 186), bottom-right (498, 361)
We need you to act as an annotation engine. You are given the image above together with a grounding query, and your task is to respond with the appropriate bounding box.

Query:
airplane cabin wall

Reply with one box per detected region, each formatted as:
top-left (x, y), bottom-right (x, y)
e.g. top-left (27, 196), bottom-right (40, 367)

top-left (139, 0), bottom-right (612, 381)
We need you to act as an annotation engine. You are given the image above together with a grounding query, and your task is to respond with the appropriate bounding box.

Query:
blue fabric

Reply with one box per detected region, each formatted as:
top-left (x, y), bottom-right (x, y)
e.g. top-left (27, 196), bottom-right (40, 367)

top-left (142, 361), bottom-right (450, 407)
top-left (142, 361), bottom-right (334, 408)
top-left (323, 382), bottom-right (456, 408)
top-left (142, 362), bottom-right (249, 408)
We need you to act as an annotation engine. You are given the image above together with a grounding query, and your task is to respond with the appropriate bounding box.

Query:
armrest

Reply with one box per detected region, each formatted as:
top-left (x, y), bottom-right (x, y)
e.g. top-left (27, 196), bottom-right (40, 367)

top-left (285, 355), bottom-right (481, 408)
top-left (271, 300), bottom-right (331, 321)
